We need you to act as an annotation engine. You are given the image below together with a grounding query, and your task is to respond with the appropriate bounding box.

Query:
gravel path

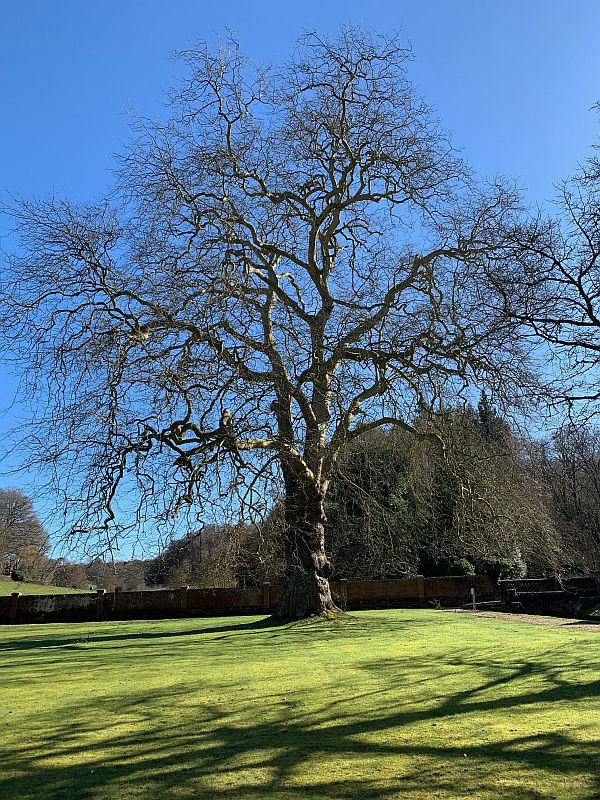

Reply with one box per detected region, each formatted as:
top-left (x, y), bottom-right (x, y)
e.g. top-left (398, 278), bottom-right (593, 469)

top-left (456, 609), bottom-right (600, 632)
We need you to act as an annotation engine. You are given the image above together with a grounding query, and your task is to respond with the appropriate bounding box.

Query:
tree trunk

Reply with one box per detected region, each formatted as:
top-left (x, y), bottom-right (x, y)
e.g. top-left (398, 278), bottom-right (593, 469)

top-left (273, 475), bottom-right (339, 619)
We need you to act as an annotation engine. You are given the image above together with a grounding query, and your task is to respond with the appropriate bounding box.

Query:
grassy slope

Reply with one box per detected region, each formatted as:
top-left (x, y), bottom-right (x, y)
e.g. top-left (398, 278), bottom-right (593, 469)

top-left (0, 610), bottom-right (598, 800)
top-left (0, 579), bottom-right (86, 596)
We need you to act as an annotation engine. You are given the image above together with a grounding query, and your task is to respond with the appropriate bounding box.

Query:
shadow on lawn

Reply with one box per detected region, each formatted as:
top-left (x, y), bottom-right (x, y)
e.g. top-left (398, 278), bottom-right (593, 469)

top-left (0, 616), bottom-right (285, 653)
top-left (0, 612), bottom-right (435, 655)
top-left (1, 651), bottom-right (598, 800)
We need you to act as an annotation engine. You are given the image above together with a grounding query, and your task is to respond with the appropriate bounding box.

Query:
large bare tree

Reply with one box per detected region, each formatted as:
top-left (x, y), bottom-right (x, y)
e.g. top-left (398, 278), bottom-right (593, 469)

top-left (3, 30), bottom-right (525, 616)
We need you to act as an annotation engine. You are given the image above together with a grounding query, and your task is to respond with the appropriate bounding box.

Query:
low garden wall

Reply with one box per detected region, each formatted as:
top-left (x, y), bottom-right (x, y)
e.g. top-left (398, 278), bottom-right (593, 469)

top-left (499, 576), bottom-right (600, 596)
top-left (509, 590), bottom-right (583, 617)
top-left (0, 574), bottom-right (494, 625)
top-left (498, 576), bottom-right (600, 617)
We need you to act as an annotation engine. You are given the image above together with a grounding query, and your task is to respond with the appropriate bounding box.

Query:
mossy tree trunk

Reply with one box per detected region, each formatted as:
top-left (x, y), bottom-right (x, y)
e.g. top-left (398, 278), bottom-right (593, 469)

top-left (273, 472), bottom-right (338, 618)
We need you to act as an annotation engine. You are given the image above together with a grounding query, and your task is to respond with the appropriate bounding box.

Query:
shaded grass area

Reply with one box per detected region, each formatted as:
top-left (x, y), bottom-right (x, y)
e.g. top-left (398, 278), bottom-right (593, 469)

top-left (583, 602), bottom-right (600, 619)
top-left (0, 610), bottom-right (598, 799)
top-left (0, 579), bottom-right (86, 596)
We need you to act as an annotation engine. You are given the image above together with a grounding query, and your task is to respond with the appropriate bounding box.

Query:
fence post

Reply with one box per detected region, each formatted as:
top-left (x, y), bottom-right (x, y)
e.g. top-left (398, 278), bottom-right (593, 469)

top-left (416, 575), bottom-right (425, 602)
top-left (9, 592), bottom-right (21, 623)
top-left (113, 586), bottom-right (122, 616)
top-left (262, 583), bottom-right (271, 610)
top-left (180, 585), bottom-right (189, 613)
top-left (338, 579), bottom-right (348, 611)
top-left (95, 589), bottom-right (106, 619)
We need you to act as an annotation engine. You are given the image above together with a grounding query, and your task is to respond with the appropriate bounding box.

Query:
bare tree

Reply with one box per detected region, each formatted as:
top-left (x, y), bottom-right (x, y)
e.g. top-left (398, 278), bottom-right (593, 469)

top-left (532, 424), bottom-right (600, 573)
top-left (489, 120), bottom-right (600, 407)
top-left (0, 488), bottom-right (49, 579)
top-left (3, 29), bottom-right (525, 617)
top-left (51, 561), bottom-right (89, 589)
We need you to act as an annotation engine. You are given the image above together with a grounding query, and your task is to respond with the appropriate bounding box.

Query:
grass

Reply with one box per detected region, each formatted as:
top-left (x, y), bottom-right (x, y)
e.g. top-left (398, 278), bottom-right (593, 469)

top-left (0, 610), bottom-right (598, 800)
top-left (0, 579), bottom-right (86, 596)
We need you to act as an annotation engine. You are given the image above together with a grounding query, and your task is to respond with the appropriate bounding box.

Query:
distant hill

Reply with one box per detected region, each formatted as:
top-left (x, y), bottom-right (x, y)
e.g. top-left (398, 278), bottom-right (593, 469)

top-left (0, 577), bottom-right (87, 596)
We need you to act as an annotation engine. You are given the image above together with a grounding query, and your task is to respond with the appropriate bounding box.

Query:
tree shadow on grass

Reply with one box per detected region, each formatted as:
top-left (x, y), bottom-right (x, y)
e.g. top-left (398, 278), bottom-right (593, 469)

top-left (1, 652), bottom-right (598, 800)
top-left (0, 611), bottom-right (426, 654)
top-left (0, 615), bottom-right (286, 653)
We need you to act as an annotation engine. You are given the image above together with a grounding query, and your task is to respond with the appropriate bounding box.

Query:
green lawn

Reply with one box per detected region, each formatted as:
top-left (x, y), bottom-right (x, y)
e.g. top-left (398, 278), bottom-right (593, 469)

top-left (0, 610), bottom-right (598, 800)
top-left (0, 580), bottom-right (86, 596)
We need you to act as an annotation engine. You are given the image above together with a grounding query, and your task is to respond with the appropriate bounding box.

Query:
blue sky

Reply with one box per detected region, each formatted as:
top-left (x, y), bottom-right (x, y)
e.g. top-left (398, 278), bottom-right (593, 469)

top-left (1, 0), bottom-right (599, 514)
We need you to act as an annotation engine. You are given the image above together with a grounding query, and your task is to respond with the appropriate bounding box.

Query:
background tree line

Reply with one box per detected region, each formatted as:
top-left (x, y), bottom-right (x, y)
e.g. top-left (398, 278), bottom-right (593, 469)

top-left (4, 399), bottom-right (599, 590)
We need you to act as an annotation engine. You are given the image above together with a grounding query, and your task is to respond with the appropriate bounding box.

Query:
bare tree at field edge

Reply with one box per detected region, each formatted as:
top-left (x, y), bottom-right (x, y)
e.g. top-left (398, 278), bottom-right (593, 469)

top-left (3, 29), bottom-right (527, 617)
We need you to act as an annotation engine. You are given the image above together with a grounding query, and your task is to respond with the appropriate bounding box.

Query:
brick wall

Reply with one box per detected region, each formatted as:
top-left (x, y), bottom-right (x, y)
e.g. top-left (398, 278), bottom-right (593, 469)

top-left (499, 576), bottom-right (600, 597)
top-left (0, 574), bottom-right (495, 625)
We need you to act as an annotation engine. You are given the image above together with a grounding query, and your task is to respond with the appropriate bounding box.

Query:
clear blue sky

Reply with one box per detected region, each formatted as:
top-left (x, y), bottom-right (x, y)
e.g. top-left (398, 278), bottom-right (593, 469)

top-left (1, 0), bottom-right (599, 504)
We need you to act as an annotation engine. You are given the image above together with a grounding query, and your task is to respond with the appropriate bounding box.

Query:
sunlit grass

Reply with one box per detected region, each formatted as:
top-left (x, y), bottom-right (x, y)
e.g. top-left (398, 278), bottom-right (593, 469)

top-left (0, 610), bottom-right (598, 799)
top-left (0, 579), bottom-right (86, 596)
